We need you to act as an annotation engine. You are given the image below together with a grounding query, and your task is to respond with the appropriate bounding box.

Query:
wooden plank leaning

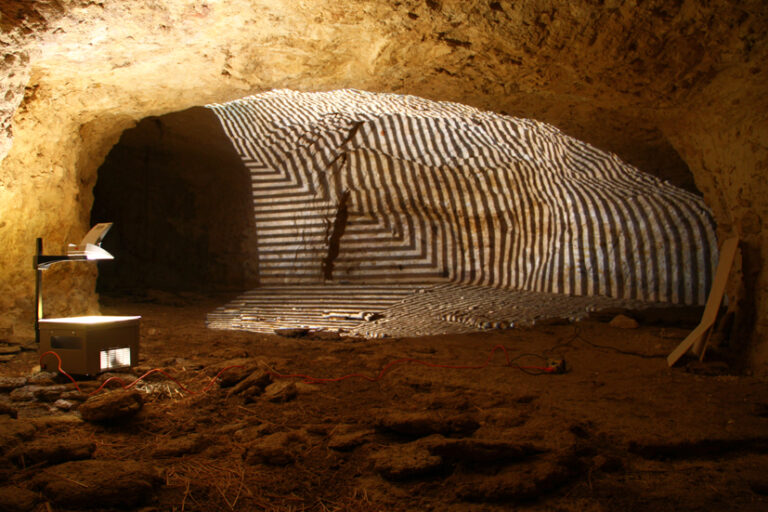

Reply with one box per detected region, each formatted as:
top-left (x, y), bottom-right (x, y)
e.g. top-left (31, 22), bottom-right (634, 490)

top-left (667, 237), bottom-right (739, 367)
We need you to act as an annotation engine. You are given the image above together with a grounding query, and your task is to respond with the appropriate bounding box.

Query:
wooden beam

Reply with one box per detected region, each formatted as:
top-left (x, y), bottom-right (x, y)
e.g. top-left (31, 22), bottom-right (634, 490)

top-left (667, 237), bottom-right (739, 367)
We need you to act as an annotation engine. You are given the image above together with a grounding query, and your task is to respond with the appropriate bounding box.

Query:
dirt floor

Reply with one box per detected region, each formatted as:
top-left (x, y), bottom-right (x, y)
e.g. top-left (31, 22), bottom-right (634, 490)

top-left (1, 293), bottom-right (768, 511)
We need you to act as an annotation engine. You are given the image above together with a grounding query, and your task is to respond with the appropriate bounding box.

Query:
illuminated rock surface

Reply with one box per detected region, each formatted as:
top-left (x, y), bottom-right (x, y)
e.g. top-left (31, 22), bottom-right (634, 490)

top-left (207, 89), bottom-right (716, 302)
top-left (0, 1), bottom-right (766, 366)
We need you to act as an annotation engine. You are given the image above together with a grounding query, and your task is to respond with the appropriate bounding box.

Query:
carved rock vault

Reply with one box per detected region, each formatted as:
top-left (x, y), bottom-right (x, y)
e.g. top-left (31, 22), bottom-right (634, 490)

top-left (0, 1), bottom-right (766, 367)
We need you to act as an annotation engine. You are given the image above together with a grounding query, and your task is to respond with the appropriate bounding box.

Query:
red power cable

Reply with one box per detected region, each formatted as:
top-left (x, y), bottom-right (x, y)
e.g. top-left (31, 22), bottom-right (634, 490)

top-left (39, 351), bottom-right (244, 396)
top-left (39, 344), bottom-right (555, 397)
top-left (267, 344), bottom-right (555, 384)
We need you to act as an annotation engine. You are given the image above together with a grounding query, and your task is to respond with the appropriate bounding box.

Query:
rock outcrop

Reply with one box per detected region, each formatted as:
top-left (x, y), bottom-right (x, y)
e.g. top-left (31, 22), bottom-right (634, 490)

top-left (207, 89), bottom-right (717, 303)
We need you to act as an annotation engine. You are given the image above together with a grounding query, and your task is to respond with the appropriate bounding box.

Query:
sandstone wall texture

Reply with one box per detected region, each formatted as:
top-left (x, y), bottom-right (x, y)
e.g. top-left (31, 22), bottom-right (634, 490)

top-left (0, 1), bottom-right (766, 367)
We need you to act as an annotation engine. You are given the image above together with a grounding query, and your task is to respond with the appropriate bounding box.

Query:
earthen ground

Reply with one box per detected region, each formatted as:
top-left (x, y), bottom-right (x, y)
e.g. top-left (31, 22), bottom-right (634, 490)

top-left (1, 294), bottom-right (767, 511)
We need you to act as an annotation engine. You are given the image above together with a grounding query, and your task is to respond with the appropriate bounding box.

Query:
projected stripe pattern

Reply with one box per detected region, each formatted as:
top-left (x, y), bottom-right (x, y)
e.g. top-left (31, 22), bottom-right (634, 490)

top-left (350, 283), bottom-right (666, 338)
top-left (206, 282), bottom-right (661, 337)
top-left (207, 89), bottom-right (717, 305)
top-left (206, 284), bottom-right (418, 334)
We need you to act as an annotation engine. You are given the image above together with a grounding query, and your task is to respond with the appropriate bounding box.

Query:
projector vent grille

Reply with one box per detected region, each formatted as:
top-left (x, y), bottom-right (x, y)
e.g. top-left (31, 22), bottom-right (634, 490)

top-left (100, 347), bottom-right (131, 371)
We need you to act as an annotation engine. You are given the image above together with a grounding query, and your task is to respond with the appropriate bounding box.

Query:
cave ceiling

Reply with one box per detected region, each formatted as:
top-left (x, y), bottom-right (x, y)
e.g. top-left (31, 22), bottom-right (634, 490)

top-left (1, 0), bottom-right (765, 176)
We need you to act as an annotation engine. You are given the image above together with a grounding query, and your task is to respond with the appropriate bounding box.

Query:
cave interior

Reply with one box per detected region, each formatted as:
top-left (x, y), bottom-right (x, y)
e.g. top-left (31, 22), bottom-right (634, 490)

top-left (1, 1), bottom-right (767, 511)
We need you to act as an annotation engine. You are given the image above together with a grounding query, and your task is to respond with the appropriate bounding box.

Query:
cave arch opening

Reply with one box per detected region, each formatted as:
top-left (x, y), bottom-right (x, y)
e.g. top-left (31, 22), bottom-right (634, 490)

top-left (90, 89), bottom-right (714, 336)
top-left (90, 106), bottom-right (258, 297)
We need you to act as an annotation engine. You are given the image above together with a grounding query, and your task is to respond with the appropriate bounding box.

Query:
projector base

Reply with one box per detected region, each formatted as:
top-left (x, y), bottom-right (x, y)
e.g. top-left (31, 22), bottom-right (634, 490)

top-left (38, 316), bottom-right (140, 376)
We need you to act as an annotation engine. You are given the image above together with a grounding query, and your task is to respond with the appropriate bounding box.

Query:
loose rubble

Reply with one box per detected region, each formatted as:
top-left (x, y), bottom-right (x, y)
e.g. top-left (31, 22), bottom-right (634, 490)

top-left (0, 302), bottom-right (765, 511)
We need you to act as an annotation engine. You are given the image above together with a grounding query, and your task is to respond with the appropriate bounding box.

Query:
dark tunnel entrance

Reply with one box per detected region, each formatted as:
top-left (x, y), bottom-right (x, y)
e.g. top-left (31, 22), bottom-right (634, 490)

top-left (91, 107), bottom-right (258, 296)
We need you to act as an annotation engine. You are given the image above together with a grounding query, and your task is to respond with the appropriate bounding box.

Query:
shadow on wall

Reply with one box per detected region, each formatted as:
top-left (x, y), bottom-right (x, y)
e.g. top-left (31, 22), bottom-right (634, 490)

top-left (90, 107), bottom-right (258, 294)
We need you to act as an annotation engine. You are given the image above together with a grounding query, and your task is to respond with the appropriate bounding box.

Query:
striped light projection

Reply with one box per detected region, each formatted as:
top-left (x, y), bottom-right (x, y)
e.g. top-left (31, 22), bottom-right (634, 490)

top-left (205, 89), bottom-right (717, 335)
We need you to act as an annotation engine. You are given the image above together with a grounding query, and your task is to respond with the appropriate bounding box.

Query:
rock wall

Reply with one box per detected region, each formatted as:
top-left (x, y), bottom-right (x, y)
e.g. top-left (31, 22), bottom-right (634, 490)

top-left (208, 89), bottom-right (717, 303)
top-left (664, 79), bottom-right (768, 367)
top-left (0, 0), bottom-right (766, 368)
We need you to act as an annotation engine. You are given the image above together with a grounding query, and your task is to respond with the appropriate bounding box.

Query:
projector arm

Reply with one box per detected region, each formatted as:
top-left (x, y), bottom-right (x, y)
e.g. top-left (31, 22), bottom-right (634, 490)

top-left (34, 238), bottom-right (47, 345)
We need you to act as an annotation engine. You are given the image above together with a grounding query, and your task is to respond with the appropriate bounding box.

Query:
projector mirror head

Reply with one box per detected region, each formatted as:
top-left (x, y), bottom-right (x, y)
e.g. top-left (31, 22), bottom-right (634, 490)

top-left (80, 222), bottom-right (112, 246)
top-left (66, 242), bottom-right (114, 261)
top-left (37, 222), bottom-right (115, 268)
top-left (66, 222), bottom-right (115, 260)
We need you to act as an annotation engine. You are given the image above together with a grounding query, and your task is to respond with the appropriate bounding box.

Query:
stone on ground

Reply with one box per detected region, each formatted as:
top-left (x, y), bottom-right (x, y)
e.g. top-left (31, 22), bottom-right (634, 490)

top-left (274, 327), bottom-right (309, 338)
top-left (53, 399), bottom-right (78, 411)
top-left (455, 454), bottom-right (578, 502)
top-left (214, 361), bottom-right (254, 387)
top-left (0, 402), bottom-right (18, 419)
top-left (0, 377), bottom-right (26, 392)
top-left (7, 439), bottom-right (95, 467)
top-left (0, 485), bottom-right (39, 512)
top-left (0, 417), bottom-right (36, 452)
top-left (244, 430), bottom-right (308, 465)
top-left (371, 442), bottom-right (445, 481)
top-left (152, 434), bottom-right (206, 458)
top-left (27, 372), bottom-right (58, 385)
top-left (609, 314), bottom-right (639, 329)
top-left (263, 381), bottom-right (297, 403)
top-left (78, 389), bottom-right (143, 422)
top-left (9, 386), bottom-right (42, 402)
top-left (33, 460), bottom-right (162, 508)
top-left (33, 384), bottom-right (72, 403)
top-left (375, 410), bottom-right (479, 437)
top-left (427, 437), bottom-right (542, 463)
top-left (227, 368), bottom-right (273, 398)
top-left (328, 425), bottom-right (375, 451)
